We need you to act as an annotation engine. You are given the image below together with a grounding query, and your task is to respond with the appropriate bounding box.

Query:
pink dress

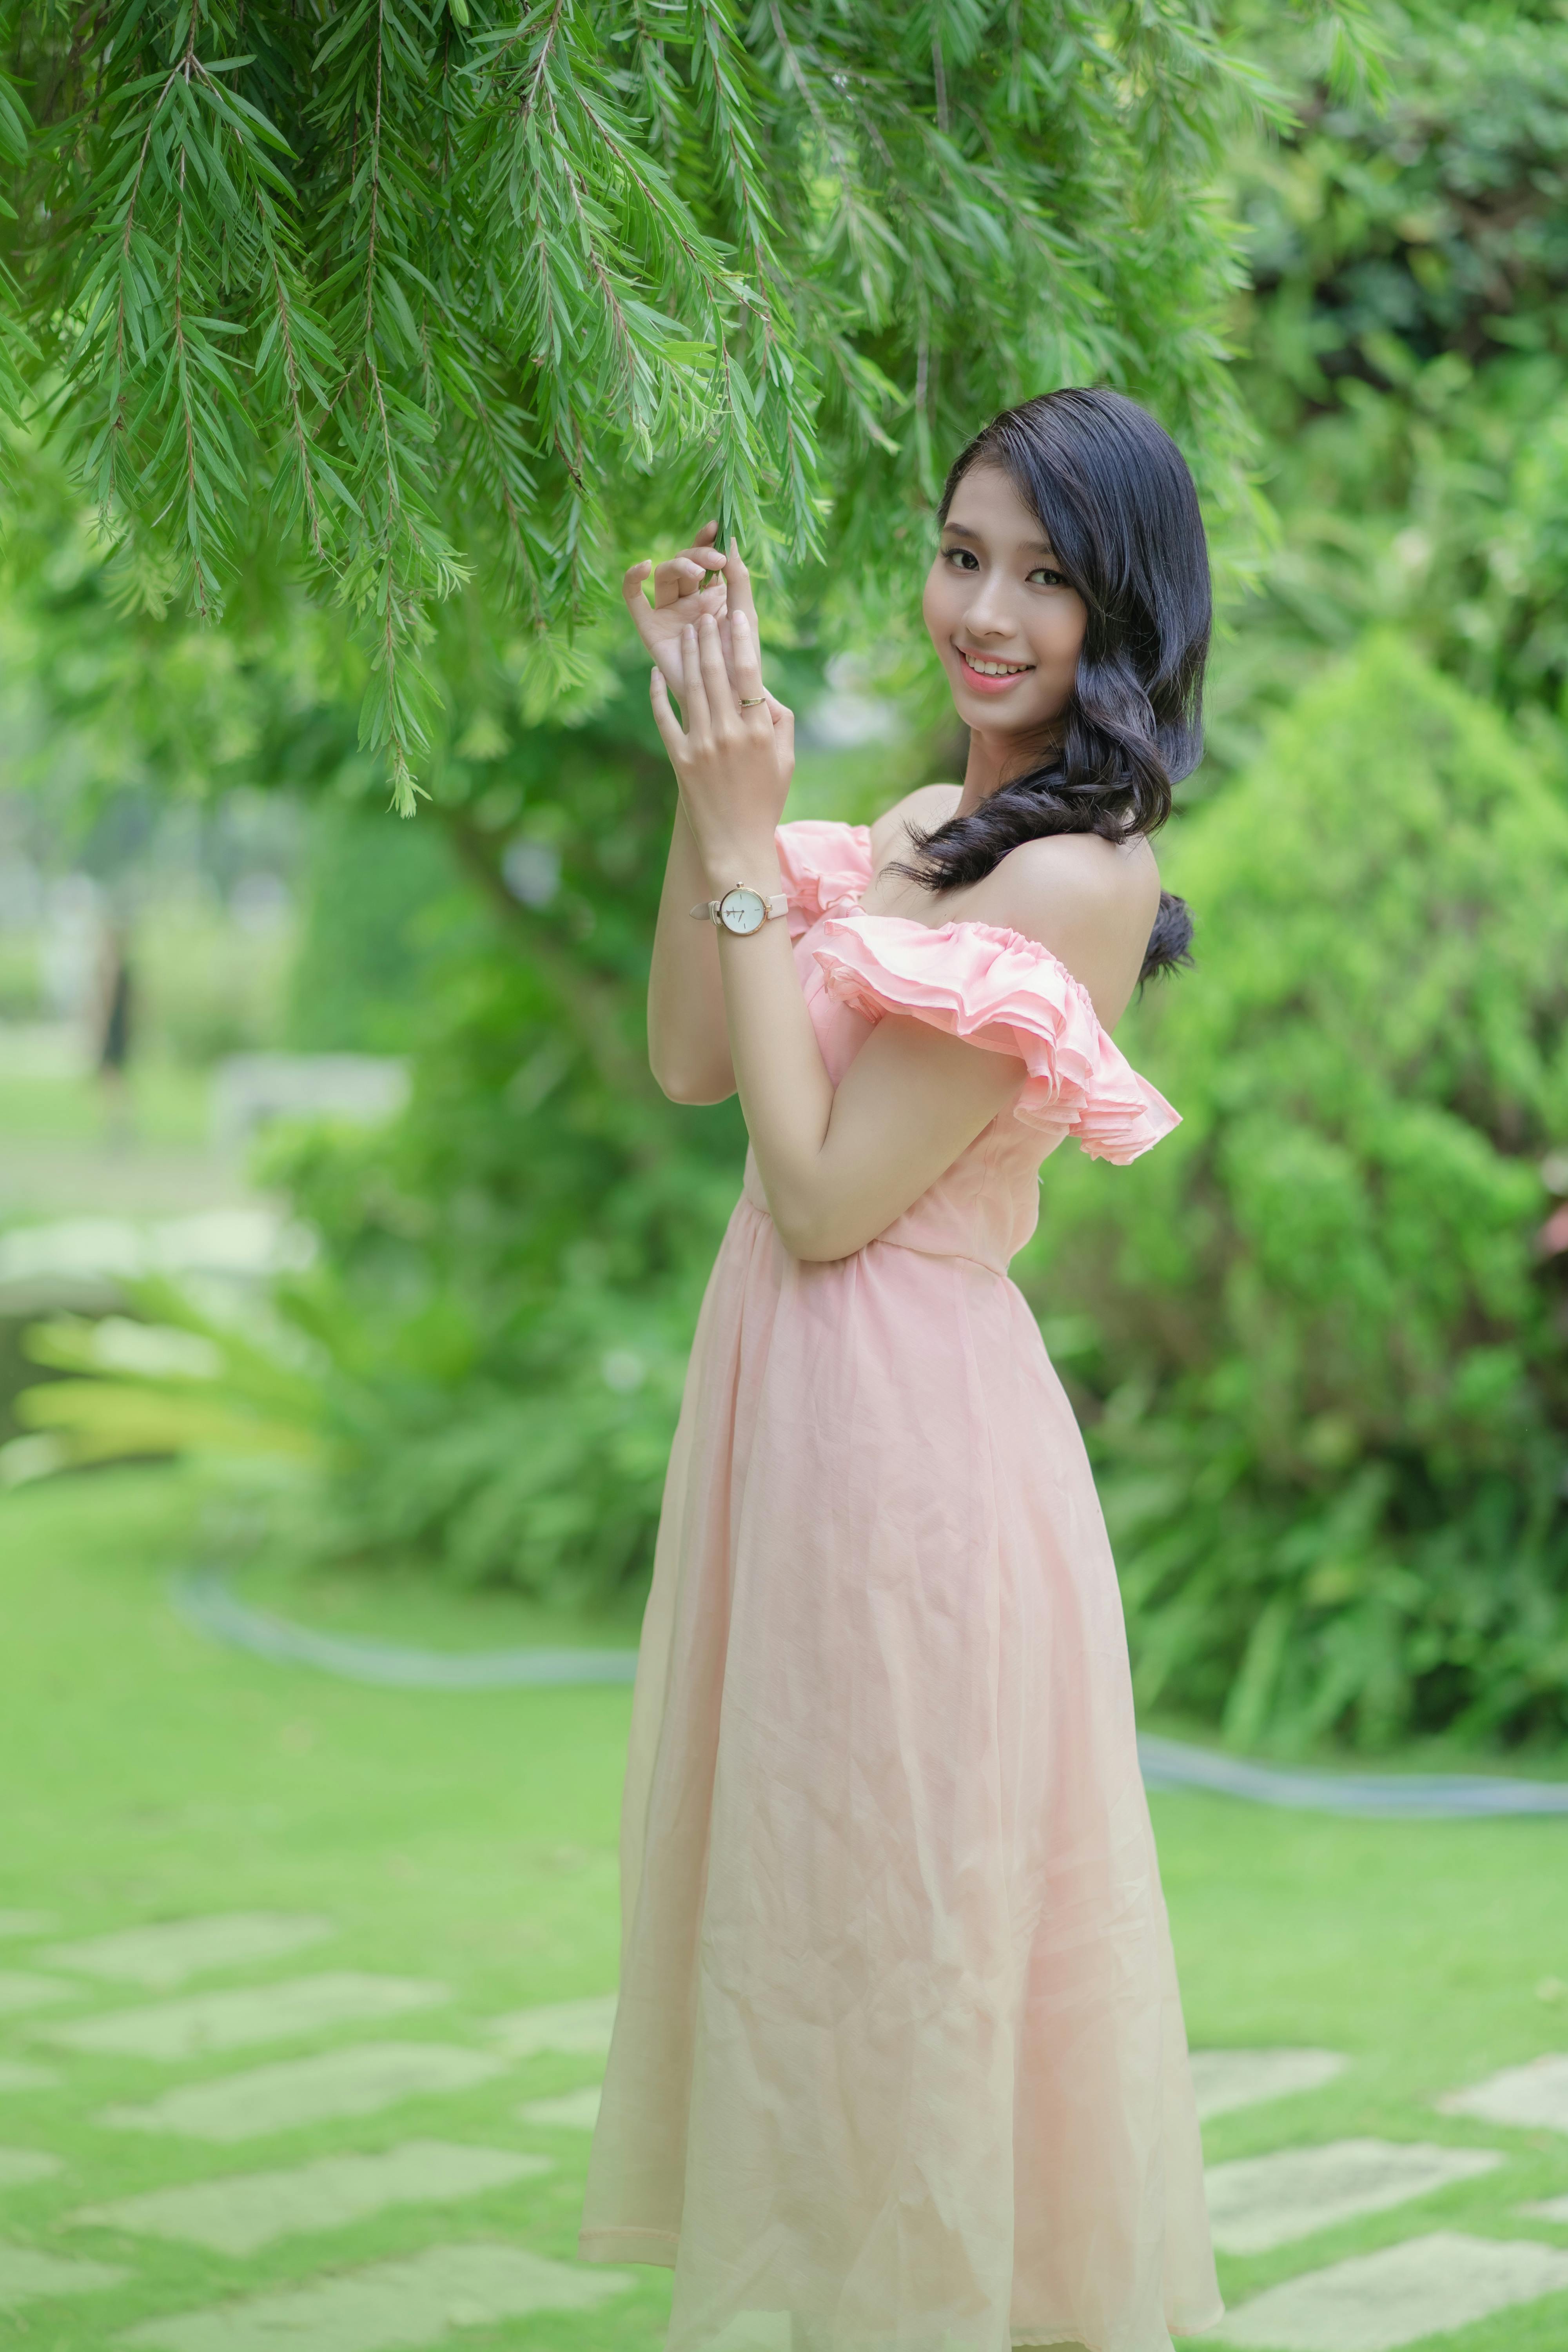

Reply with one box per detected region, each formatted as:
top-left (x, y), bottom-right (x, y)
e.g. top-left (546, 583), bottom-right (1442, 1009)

top-left (580, 821), bottom-right (1223, 2352)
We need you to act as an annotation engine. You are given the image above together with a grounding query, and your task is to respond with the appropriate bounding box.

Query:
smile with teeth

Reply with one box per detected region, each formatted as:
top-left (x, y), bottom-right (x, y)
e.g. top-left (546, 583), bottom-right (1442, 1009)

top-left (957, 648), bottom-right (1034, 679)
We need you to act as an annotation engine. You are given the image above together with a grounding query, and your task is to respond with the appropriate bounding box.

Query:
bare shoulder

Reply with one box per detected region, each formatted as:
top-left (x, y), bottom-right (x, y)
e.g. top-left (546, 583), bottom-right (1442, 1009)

top-left (868, 781), bottom-right (962, 865)
top-left (967, 832), bottom-right (1163, 1031)
top-left (979, 829), bottom-right (1162, 934)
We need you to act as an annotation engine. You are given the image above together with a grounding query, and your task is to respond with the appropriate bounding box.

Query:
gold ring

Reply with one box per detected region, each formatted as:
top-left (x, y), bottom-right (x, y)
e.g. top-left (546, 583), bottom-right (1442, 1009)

top-left (739, 695), bottom-right (767, 708)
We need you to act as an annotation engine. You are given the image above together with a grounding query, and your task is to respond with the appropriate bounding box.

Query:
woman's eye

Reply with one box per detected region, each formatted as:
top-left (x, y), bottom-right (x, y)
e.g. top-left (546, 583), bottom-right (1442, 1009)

top-left (1029, 566), bottom-right (1068, 588)
top-left (941, 546), bottom-right (979, 570)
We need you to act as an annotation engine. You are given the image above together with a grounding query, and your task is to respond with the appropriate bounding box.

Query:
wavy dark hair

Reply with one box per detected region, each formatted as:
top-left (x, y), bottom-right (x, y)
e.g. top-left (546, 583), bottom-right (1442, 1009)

top-left (901, 386), bottom-right (1210, 986)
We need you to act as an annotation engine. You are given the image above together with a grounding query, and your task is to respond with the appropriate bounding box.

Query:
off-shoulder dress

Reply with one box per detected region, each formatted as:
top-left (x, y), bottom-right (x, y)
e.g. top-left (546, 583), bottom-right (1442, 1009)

top-left (580, 820), bottom-right (1223, 2352)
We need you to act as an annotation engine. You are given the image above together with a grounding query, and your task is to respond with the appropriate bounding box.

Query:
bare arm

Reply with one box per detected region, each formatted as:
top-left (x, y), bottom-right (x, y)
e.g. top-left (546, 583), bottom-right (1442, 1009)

top-left (651, 615), bottom-right (1042, 1261)
top-left (710, 928), bottom-right (1027, 1258)
top-left (651, 616), bottom-right (1166, 1259)
top-left (647, 797), bottom-right (738, 1104)
top-left (628, 535), bottom-right (788, 1104)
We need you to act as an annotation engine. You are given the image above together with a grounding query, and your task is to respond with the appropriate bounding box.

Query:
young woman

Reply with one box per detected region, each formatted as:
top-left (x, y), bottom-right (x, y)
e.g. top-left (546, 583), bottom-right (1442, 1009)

top-left (580, 388), bottom-right (1223, 2352)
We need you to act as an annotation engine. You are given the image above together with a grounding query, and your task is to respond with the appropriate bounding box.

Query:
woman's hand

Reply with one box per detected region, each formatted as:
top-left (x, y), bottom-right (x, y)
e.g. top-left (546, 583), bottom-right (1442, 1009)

top-left (623, 528), bottom-right (790, 724)
top-left (650, 610), bottom-right (794, 889)
top-left (622, 522), bottom-right (727, 686)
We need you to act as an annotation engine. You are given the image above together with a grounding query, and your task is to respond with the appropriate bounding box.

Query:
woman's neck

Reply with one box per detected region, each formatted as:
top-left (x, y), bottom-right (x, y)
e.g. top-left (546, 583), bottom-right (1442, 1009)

top-left (954, 723), bottom-right (1056, 821)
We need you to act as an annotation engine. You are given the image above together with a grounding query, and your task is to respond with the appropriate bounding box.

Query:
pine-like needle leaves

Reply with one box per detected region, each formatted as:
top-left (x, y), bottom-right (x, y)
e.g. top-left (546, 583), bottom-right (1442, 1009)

top-left (0, 0), bottom-right (1313, 794)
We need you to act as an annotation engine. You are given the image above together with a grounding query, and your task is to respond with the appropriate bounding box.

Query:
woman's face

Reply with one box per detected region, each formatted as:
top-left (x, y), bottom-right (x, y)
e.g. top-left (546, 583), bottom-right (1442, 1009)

top-left (922, 462), bottom-right (1088, 739)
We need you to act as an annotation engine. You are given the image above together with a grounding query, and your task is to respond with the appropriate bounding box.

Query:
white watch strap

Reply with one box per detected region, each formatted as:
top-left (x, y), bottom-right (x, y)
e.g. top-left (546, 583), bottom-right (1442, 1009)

top-left (688, 891), bottom-right (789, 925)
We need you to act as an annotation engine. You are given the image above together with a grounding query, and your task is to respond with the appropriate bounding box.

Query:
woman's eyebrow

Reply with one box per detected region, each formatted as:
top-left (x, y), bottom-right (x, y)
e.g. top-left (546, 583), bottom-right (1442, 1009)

top-left (942, 520), bottom-right (1058, 558)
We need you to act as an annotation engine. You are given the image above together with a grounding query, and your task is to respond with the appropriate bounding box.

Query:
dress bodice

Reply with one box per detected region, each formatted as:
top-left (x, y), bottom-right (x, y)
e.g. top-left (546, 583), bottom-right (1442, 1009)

top-left (738, 819), bottom-right (1180, 1274)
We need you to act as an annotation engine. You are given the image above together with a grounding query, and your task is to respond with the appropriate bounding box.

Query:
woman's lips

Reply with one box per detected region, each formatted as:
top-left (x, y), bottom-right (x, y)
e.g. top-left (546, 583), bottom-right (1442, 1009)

top-left (956, 647), bottom-right (1035, 695)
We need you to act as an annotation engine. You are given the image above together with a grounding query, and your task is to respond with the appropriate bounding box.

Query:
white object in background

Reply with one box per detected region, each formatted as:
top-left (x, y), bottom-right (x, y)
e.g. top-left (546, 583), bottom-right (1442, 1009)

top-left (1203, 2139), bottom-right (1502, 2256)
top-left (0, 1021), bottom-right (93, 1078)
top-left (1209, 2231), bottom-right (1568, 2352)
top-left (1189, 2047), bottom-right (1347, 2123)
top-left (1438, 2052), bottom-right (1568, 2136)
top-left (484, 1994), bottom-right (617, 2062)
top-left (0, 1208), bottom-right (314, 1303)
top-left (0, 853), bottom-right (44, 932)
top-left (799, 651), bottom-right (903, 751)
top-left (501, 838), bottom-right (561, 908)
top-left (38, 873), bottom-right (103, 1018)
top-left (209, 1052), bottom-right (410, 1151)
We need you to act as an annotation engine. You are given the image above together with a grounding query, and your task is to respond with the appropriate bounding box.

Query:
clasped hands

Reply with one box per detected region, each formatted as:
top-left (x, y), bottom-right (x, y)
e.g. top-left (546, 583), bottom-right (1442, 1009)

top-left (622, 524), bottom-right (793, 888)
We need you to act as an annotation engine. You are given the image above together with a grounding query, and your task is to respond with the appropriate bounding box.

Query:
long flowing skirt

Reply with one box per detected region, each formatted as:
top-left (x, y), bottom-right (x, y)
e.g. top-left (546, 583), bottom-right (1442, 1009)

top-left (581, 1196), bottom-right (1222, 2352)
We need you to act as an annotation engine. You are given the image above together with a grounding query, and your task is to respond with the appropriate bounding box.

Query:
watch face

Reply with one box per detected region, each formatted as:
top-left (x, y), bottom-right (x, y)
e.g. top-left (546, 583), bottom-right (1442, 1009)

top-left (718, 887), bottom-right (766, 935)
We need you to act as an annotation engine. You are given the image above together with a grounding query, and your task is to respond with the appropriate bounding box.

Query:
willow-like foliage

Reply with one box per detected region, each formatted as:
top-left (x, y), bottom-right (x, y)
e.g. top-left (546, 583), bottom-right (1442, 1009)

top-left (0, 0), bottom-right (1345, 800)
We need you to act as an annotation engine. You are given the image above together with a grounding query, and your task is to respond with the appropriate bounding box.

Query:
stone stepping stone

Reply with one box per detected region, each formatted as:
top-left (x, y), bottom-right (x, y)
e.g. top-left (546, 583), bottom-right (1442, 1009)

top-left (1191, 2048), bottom-right (1347, 2123)
top-left (97, 2043), bottom-right (505, 2143)
top-left (1205, 2139), bottom-right (1502, 2255)
top-left (0, 1971), bottom-right (76, 2015)
top-left (0, 2062), bottom-right (57, 2092)
top-left (0, 2244), bottom-right (127, 2308)
top-left (41, 1974), bottom-right (450, 2061)
top-left (483, 1994), bottom-right (617, 2062)
top-left (72, 2139), bottom-right (551, 2255)
top-left (1210, 2230), bottom-right (1568, 2350)
top-left (517, 2086), bottom-right (602, 2130)
top-left (45, 1914), bottom-right (330, 1990)
top-left (114, 2239), bottom-right (632, 2351)
top-left (0, 1912), bottom-right (57, 1939)
top-left (1439, 2053), bottom-right (1568, 2136)
top-left (0, 2147), bottom-right (62, 2185)
top-left (1523, 2193), bottom-right (1568, 2223)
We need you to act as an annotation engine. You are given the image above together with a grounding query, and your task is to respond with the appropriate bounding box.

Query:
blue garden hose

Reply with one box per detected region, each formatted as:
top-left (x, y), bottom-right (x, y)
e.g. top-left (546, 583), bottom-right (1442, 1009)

top-left (170, 1565), bottom-right (1568, 1818)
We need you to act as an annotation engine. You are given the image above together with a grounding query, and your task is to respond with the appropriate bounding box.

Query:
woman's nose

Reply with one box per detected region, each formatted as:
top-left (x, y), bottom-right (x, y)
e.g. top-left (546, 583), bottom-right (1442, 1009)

top-left (964, 579), bottom-right (1015, 638)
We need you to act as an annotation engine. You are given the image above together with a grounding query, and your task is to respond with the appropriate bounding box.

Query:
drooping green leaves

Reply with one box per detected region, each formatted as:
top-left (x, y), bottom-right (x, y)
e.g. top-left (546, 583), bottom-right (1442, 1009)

top-left (1, 0), bottom-right (1287, 800)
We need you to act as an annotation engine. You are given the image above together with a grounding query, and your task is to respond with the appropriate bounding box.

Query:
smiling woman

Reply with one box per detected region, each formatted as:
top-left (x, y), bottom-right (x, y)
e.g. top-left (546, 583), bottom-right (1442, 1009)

top-left (589, 391), bottom-right (1222, 2352)
top-left (927, 478), bottom-right (1089, 706)
top-left (903, 388), bottom-right (1210, 990)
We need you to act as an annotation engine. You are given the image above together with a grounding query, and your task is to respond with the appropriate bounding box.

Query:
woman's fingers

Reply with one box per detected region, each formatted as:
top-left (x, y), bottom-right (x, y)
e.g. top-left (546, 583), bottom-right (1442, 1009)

top-left (648, 667), bottom-right (686, 760)
top-left (722, 546), bottom-right (759, 634)
top-left (654, 553), bottom-right (722, 609)
top-left (622, 562), bottom-right (665, 663)
top-left (729, 608), bottom-right (766, 708)
top-left (696, 612), bottom-right (737, 720)
top-left (771, 699), bottom-right (796, 771)
top-left (622, 559), bottom-right (653, 615)
top-left (681, 623), bottom-right (712, 739)
top-left (674, 543), bottom-right (726, 574)
top-left (713, 546), bottom-right (760, 693)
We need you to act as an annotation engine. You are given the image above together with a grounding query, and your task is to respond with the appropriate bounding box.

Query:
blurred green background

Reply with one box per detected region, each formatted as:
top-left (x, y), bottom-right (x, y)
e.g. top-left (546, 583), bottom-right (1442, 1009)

top-left (5, 3), bottom-right (1568, 2346)
top-left (7, 2), bottom-right (1568, 1757)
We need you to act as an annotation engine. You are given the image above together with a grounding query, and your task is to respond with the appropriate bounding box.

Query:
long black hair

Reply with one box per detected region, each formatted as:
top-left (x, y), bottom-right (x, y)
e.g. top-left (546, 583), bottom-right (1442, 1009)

top-left (901, 386), bottom-right (1210, 986)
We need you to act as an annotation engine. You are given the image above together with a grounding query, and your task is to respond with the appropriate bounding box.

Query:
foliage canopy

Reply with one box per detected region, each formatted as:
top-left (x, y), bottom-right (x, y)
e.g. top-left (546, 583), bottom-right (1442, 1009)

top-left (1, 0), bottom-right (1277, 801)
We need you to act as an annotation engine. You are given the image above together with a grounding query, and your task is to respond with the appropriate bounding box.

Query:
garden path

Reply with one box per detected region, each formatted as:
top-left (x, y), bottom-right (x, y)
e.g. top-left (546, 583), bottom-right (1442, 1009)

top-left (3, 1467), bottom-right (1568, 2352)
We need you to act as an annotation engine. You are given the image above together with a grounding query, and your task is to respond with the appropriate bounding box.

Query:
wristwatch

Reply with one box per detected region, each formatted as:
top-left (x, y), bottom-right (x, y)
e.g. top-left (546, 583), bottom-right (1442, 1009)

top-left (689, 884), bottom-right (789, 936)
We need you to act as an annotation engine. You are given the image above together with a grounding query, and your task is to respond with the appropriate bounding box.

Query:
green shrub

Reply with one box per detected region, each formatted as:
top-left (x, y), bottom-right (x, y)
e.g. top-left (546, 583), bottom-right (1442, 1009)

top-left (1210, 9), bottom-right (1568, 779)
top-left (1022, 633), bottom-right (1568, 1751)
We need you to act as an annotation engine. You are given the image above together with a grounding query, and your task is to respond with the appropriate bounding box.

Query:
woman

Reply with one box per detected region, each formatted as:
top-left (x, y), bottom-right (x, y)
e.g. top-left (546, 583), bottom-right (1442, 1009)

top-left (581, 389), bottom-right (1224, 2352)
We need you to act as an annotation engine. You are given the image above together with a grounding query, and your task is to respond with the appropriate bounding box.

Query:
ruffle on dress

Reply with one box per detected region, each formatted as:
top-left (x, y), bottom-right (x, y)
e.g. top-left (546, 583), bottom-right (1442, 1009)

top-left (775, 820), bottom-right (875, 940)
top-left (812, 912), bottom-right (1181, 1164)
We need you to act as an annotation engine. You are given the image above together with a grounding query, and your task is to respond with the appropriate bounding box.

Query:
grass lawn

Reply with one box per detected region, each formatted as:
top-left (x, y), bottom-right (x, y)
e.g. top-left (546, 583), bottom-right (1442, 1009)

top-left (3, 1465), bottom-right (1568, 2351)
